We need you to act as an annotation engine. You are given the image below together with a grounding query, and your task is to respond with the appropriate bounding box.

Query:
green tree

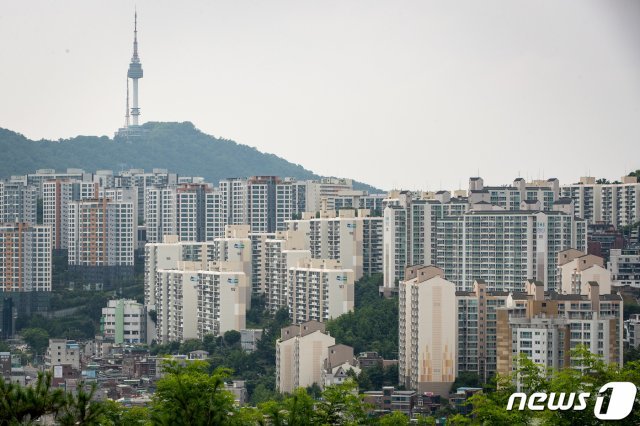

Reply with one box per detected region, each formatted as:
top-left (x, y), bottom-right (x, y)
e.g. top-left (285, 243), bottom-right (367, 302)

top-left (466, 345), bottom-right (640, 425)
top-left (280, 388), bottom-right (316, 425)
top-left (451, 371), bottom-right (480, 391)
top-left (250, 383), bottom-right (280, 406)
top-left (448, 413), bottom-right (472, 425)
top-left (179, 338), bottom-right (205, 354)
top-left (0, 371), bottom-right (65, 424)
top-left (466, 373), bottom-right (532, 425)
top-left (378, 410), bottom-right (410, 425)
top-left (150, 360), bottom-right (237, 426)
top-left (57, 382), bottom-right (107, 425)
top-left (223, 330), bottom-right (241, 347)
top-left (314, 380), bottom-right (368, 425)
top-left (21, 327), bottom-right (50, 355)
top-left (414, 415), bottom-right (437, 425)
top-left (306, 382), bottom-right (323, 399)
top-left (327, 274), bottom-right (398, 359)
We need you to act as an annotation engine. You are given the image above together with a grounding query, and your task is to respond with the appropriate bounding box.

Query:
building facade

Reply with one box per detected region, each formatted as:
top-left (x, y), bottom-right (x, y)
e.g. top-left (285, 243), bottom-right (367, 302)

top-left (101, 299), bottom-right (148, 344)
top-left (154, 263), bottom-right (248, 343)
top-left (287, 259), bottom-right (355, 324)
top-left (275, 321), bottom-right (335, 393)
top-left (0, 223), bottom-right (52, 292)
top-left (399, 266), bottom-right (457, 395)
top-left (609, 248), bottom-right (640, 288)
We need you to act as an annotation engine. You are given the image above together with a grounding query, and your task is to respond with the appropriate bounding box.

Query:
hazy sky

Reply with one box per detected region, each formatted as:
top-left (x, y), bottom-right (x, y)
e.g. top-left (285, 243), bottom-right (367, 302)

top-left (1, 1), bottom-right (639, 190)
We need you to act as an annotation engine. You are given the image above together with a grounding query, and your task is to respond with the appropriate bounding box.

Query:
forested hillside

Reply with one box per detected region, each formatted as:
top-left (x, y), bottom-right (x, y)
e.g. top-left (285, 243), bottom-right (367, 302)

top-left (0, 122), bottom-right (379, 192)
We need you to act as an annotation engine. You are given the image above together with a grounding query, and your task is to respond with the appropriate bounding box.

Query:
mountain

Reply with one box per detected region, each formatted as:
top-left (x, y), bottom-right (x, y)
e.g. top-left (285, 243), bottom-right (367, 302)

top-left (0, 122), bottom-right (381, 192)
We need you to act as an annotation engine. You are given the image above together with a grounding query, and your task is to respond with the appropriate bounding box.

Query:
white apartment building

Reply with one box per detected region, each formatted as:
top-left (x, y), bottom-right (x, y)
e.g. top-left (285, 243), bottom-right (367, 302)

top-left (175, 183), bottom-right (210, 242)
top-left (264, 235), bottom-right (311, 313)
top-left (601, 177), bottom-right (640, 228)
top-left (247, 176), bottom-right (279, 233)
top-left (383, 205), bottom-right (408, 295)
top-left (0, 181), bottom-right (38, 225)
top-left (334, 190), bottom-right (386, 215)
top-left (144, 236), bottom-right (217, 309)
top-left (608, 248), bottom-right (640, 288)
top-left (467, 177), bottom-right (560, 211)
top-left (626, 314), bottom-right (640, 348)
top-left (399, 266), bottom-right (457, 395)
top-left (45, 339), bottom-right (81, 370)
top-left (276, 321), bottom-right (335, 393)
top-left (275, 179), bottom-right (308, 231)
top-left (0, 223), bottom-right (52, 292)
top-left (287, 259), bottom-right (354, 324)
top-left (100, 186), bottom-right (139, 216)
top-left (249, 232), bottom-right (276, 294)
top-left (382, 191), bottom-right (467, 294)
top-left (101, 299), bottom-right (148, 344)
top-left (118, 168), bottom-right (178, 223)
top-left (155, 262), bottom-right (248, 343)
top-left (435, 210), bottom-right (586, 292)
top-left (287, 209), bottom-right (383, 281)
top-left (315, 177), bottom-right (354, 211)
top-left (145, 186), bottom-right (177, 244)
top-left (409, 196), bottom-right (468, 273)
top-left (204, 179), bottom-right (249, 240)
top-left (557, 249), bottom-right (612, 295)
top-left (25, 169), bottom-right (92, 193)
top-left (560, 176), bottom-right (601, 224)
top-left (561, 175), bottom-right (640, 228)
top-left (145, 183), bottom-right (211, 243)
top-left (67, 198), bottom-right (136, 267)
top-left (42, 180), bottom-right (99, 250)
top-left (93, 170), bottom-right (115, 188)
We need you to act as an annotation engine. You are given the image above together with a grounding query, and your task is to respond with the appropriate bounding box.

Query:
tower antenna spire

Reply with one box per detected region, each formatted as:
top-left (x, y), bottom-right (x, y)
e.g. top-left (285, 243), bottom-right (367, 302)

top-left (116, 9), bottom-right (144, 139)
top-left (127, 9), bottom-right (143, 127)
top-left (132, 9), bottom-right (139, 62)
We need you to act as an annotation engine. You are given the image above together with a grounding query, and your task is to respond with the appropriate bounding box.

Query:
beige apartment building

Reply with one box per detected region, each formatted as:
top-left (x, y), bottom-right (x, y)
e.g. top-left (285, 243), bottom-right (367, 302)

top-left (145, 225), bottom-right (251, 309)
top-left (496, 280), bottom-right (623, 385)
top-left (144, 236), bottom-right (217, 310)
top-left (286, 208), bottom-right (383, 281)
top-left (557, 249), bottom-right (612, 295)
top-left (154, 261), bottom-right (248, 343)
top-left (275, 321), bottom-right (335, 393)
top-left (399, 266), bottom-right (457, 395)
top-left (212, 225), bottom-right (252, 306)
